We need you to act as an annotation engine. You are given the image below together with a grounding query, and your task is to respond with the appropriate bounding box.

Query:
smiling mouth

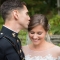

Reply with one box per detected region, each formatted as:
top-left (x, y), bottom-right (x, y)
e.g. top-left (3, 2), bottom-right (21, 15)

top-left (33, 39), bottom-right (39, 42)
top-left (33, 38), bottom-right (41, 41)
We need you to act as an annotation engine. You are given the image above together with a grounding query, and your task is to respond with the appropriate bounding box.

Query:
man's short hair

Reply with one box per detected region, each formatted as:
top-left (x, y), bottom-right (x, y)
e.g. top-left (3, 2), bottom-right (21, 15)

top-left (0, 0), bottom-right (26, 20)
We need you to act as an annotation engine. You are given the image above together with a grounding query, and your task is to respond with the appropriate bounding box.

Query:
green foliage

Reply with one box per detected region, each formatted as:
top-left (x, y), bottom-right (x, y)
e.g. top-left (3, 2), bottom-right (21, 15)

top-left (18, 30), bottom-right (27, 45)
top-left (0, 16), bottom-right (4, 30)
top-left (49, 15), bottom-right (60, 35)
top-left (23, 0), bottom-right (57, 16)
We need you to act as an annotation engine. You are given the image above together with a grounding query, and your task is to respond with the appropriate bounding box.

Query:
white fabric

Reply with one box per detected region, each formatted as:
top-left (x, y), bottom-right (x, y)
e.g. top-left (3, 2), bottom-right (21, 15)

top-left (22, 45), bottom-right (60, 60)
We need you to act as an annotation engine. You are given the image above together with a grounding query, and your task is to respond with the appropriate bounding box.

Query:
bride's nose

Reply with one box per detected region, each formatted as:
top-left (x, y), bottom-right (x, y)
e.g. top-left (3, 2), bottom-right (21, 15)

top-left (33, 34), bottom-right (38, 39)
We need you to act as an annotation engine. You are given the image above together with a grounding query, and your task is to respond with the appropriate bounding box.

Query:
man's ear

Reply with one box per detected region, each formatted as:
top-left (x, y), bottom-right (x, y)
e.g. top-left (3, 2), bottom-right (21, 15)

top-left (13, 10), bottom-right (19, 20)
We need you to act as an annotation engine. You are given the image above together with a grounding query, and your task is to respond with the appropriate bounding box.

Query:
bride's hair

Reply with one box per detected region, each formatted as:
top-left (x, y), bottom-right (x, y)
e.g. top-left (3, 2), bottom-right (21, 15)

top-left (28, 14), bottom-right (49, 32)
top-left (26, 14), bottom-right (51, 44)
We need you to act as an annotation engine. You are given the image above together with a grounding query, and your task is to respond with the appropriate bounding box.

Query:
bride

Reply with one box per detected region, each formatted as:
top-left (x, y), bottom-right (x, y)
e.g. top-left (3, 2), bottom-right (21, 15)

top-left (22, 14), bottom-right (60, 60)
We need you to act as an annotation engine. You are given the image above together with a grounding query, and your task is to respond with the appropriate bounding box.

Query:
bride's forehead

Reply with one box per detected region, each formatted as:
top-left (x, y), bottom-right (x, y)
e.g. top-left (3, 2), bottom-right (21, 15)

top-left (30, 25), bottom-right (45, 31)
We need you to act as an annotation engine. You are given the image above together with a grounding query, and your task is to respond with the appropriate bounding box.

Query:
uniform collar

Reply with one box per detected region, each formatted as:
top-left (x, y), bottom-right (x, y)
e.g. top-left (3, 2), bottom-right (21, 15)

top-left (1, 26), bottom-right (18, 38)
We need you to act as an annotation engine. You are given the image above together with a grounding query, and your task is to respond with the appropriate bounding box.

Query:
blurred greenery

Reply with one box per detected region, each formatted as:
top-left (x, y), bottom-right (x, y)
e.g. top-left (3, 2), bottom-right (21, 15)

top-left (49, 15), bottom-right (60, 35)
top-left (18, 30), bottom-right (27, 45)
top-left (0, 16), bottom-right (4, 30)
top-left (23, 0), bottom-right (57, 16)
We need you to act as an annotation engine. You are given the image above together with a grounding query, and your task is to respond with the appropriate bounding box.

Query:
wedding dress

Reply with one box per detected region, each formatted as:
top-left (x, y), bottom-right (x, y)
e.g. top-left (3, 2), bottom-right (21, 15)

top-left (22, 45), bottom-right (60, 60)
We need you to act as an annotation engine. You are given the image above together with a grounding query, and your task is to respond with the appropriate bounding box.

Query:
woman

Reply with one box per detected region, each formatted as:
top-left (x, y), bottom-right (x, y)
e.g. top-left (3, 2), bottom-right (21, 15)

top-left (22, 14), bottom-right (60, 60)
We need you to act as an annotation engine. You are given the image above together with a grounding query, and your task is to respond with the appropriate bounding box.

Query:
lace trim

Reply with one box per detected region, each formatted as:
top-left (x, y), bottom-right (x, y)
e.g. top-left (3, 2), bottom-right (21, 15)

top-left (25, 54), bottom-right (60, 60)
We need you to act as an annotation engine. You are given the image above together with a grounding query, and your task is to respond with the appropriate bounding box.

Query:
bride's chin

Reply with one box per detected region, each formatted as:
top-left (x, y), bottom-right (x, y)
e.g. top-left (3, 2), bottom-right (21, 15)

top-left (32, 41), bottom-right (40, 45)
top-left (32, 43), bottom-right (39, 46)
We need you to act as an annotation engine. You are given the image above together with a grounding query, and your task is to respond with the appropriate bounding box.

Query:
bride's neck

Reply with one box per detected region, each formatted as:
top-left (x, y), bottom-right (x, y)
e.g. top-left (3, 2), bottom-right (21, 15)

top-left (29, 41), bottom-right (48, 51)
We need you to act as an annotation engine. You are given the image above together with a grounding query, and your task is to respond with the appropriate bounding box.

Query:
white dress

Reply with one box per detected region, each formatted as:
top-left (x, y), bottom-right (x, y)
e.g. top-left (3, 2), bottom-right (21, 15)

top-left (22, 45), bottom-right (60, 60)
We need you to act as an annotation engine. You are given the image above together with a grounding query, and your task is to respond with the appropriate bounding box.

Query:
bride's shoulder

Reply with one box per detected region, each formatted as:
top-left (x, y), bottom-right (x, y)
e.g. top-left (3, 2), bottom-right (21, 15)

top-left (55, 45), bottom-right (60, 50)
top-left (55, 45), bottom-right (60, 55)
top-left (53, 45), bottom-right (60, 50)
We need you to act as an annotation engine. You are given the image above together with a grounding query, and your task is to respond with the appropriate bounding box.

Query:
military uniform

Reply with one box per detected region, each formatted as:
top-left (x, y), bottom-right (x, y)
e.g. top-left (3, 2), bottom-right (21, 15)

top-left (0, 26), bottom-right (25, 60)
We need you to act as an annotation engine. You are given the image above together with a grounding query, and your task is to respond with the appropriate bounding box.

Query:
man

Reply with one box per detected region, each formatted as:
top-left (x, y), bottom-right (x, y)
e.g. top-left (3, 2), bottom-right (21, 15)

top-left (0, 0), bottom-right (30, 60)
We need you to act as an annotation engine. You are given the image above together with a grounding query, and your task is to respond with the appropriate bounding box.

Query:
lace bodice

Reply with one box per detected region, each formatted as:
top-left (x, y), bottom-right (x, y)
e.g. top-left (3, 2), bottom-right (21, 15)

top-left (22, 45), bottom-right (60, 60)
top-left (25, 54), bottom-right (60, 60)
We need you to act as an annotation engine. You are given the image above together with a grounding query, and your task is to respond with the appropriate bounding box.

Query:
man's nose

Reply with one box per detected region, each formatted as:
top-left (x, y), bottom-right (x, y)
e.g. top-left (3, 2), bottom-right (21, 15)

top-left (28, 15), bottom-right (30, 20)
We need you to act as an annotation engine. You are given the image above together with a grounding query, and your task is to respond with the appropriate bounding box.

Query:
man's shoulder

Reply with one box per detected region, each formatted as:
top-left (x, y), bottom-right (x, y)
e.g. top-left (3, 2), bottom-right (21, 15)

top-left (0, 32), bottom-right (4, 39)
top-left (0, 32), bottom-right (11, 48)
top-left (0, 31), bottom-right (18, 51)
top-left (0, 32), bottom-right (7, 42)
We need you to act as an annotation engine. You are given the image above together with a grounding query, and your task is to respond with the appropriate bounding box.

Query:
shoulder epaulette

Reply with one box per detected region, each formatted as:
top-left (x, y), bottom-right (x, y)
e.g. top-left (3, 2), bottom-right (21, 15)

top-left (0, 32), bottom-right (4, 39)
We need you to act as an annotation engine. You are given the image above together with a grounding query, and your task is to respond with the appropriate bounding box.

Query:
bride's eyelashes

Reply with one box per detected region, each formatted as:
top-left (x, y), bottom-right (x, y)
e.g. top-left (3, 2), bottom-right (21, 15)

top-left (30, 31), bottom-right (43, 35)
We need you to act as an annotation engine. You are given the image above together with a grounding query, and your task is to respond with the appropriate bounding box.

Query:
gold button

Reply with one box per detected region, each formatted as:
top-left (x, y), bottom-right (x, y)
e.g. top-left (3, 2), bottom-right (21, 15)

top-left (21, 55), bottom-right (22, 58)
top-left (17, 40), bottom-right (19, 43)
top-left (22, 58), bottom-right (25, 60)
top-left (20, 49), bottom-right (21, 53)
top-left (12, 33), bottom-right (16, 37)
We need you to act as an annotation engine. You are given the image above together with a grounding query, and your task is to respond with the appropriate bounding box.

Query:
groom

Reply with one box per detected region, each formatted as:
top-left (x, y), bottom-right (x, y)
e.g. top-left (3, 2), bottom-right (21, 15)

top-left (0, 0), bottom-right (30, 60)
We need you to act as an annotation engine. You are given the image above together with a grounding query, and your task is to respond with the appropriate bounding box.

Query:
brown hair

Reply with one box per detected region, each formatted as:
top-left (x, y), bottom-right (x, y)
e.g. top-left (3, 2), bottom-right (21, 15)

top-left (28, 14), bottom-right (49, 32)
top-left (0, 0), bottom-right (26, 20)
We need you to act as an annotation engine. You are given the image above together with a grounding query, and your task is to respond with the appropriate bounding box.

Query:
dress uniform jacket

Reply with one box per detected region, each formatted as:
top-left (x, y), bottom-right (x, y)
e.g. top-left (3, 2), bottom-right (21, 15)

top-left (0, 26), bottom-right (25, 60)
